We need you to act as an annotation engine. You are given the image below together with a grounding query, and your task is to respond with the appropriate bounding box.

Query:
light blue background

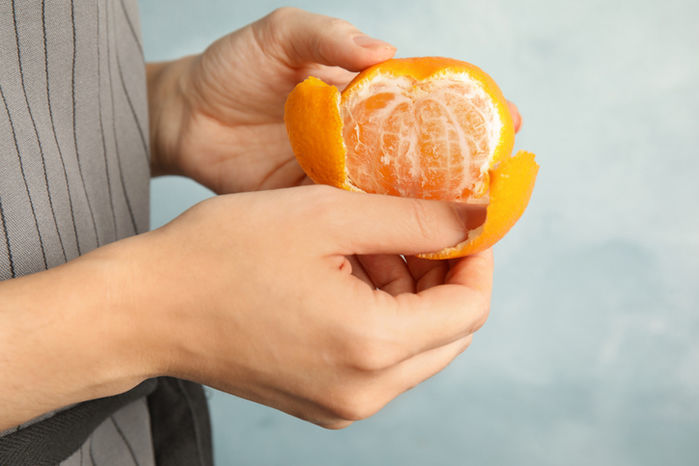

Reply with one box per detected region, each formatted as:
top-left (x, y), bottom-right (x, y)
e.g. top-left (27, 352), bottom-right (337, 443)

top-left (140, 0), bottom-right (699, 464)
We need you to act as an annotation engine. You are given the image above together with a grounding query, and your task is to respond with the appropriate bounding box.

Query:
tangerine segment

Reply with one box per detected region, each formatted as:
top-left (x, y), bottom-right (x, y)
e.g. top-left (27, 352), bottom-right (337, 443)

top-left (342, 74), bottom-right (501, 200)
top-left (341, 58), bottom-right (515, 200)
top-left (418, 150), bottom-right (539, 259)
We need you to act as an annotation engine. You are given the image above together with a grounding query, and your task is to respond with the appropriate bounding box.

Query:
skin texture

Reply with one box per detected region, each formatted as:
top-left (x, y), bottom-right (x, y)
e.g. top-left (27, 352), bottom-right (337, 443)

top-left (0, 8), bottom-right (521, 432)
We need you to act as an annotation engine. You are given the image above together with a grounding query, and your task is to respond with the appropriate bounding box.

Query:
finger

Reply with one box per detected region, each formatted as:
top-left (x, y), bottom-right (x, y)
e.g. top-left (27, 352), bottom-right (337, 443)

top-left (269, 334), bottom-right (469, 428)
top-left (405, 256), bottom-right (449, 292)
top-left (445, 249), bottom-right (493, 292)
top-left (386, 334), bottom-right (472, 395)
top-left (258, 7), bottom-right (396, 72)
top-left (507, 100), bottom-right (522, 133)
top-left (323, 333), bottom-right (473, 424)
top-left (372, 250), bottom-right (493, 358)
top-left (315, 188), bottom-right (485, 257)
top-left (344, 334), bottom-right (473, 420)
top-left (400, 200), bottom-right (485, 291)
top-left (314, 187), bottom-right (486, 255)
top-left (347, 255), bottom-right (373, 287)
top-left (358, 254), bottom-right (415, 296)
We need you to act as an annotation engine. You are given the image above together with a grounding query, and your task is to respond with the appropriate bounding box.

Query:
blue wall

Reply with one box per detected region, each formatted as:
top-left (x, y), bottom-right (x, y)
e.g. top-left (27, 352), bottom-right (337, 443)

top-left (142, 0), bottom-right (699, 464)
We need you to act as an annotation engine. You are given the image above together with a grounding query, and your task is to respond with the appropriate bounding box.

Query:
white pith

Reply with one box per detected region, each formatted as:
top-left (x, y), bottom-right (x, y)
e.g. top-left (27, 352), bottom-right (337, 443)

top-left (340, 71), bottom-right (503, 201)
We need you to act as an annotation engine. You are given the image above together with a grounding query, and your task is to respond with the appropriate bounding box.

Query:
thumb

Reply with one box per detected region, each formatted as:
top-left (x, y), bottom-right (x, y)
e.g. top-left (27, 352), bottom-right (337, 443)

top-left (314, 188), bottom-right (486, 256)
top-left (257, 8), bottom-right (396, 72)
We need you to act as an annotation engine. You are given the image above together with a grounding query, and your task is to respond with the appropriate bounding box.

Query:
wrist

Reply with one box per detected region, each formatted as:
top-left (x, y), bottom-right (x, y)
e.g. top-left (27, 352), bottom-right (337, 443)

top-left (147, 56), bottom-right (197, 177)
top-left (0, 237), bottom-right (162, 429)
top-left (111, 225), bottom-right (216, 385)
top-left (76, 236), bottom-right (166, 386)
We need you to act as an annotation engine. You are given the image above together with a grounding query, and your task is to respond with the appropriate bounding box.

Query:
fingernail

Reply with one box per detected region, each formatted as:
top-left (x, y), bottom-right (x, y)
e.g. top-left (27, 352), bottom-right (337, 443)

top-left (353, 34), bottom-right (395, 50)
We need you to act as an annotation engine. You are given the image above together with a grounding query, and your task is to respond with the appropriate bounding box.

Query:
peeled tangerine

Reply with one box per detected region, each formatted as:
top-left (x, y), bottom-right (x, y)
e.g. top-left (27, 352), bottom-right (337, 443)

top-left (284, 57), bottom-right (538, 259)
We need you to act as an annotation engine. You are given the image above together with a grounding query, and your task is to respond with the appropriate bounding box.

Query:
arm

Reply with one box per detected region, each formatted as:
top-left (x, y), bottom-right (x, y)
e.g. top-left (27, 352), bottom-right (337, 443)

top-left (2, 8), bottom-right (501, 432)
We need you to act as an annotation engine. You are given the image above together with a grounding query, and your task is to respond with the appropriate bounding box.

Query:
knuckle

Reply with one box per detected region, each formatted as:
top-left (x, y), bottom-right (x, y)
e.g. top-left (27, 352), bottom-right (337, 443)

top-left (469, 298), bottom-right (491, 334)
top-left (347, 339), bottom-right (401, 372)
top-left (325, 386), bottom-right (380, 422)
top-left (317, 17), bottom-right (358, 63)
top-left (266, 6), bottom-right (298, 25)
top-left (256, 7), bottom-right (300, 57)
top-left (319, 419), bottom-right (354, 430)
top-left (326, 16), bottom-right (354, 33)
top-left (339, 307), bottom-right (405, 372)
top-left (461, 335), bottom-right (474, 351)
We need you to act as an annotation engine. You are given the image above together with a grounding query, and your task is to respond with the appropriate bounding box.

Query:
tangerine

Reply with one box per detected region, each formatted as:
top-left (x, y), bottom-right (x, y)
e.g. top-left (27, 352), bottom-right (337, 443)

top-left (284, 57), bottom-right (538, 259)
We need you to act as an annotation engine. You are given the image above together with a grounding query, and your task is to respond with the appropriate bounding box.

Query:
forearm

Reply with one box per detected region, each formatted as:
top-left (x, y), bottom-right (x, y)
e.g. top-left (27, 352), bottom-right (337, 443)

top-left (0, 237), bottom-right (162, 431)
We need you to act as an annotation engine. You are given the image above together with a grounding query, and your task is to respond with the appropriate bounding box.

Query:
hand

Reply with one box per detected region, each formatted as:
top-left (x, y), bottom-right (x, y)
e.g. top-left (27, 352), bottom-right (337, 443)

top-left (131, 186), bottom-right (493, 428)
top-left (147, 7), bottom-right (522, 194)
top-left (0, 185), bottom-right (491, 430)
top-left (147, 8), bottom-right (396, 192)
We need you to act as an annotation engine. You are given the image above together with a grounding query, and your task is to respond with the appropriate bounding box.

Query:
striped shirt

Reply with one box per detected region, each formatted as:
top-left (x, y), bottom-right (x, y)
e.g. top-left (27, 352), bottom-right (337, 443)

top-left (0, 1), bottom-right (211, 464)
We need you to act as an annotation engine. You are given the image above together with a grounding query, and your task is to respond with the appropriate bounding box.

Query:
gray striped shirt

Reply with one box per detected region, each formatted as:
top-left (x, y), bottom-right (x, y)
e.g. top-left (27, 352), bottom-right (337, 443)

top-left (2, 0), bottom-right (158, 464)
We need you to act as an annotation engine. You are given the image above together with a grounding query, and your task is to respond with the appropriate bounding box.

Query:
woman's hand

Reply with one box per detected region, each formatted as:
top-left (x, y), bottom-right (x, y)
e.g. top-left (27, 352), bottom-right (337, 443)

top-left (0, 185), bottom-right (492, 430)
top-left (147, 7), bottom-right (396, 192)
top-left (134, 186), bottom-right (493, 428)
top-left (147, 7), bottom-right (522, 194)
